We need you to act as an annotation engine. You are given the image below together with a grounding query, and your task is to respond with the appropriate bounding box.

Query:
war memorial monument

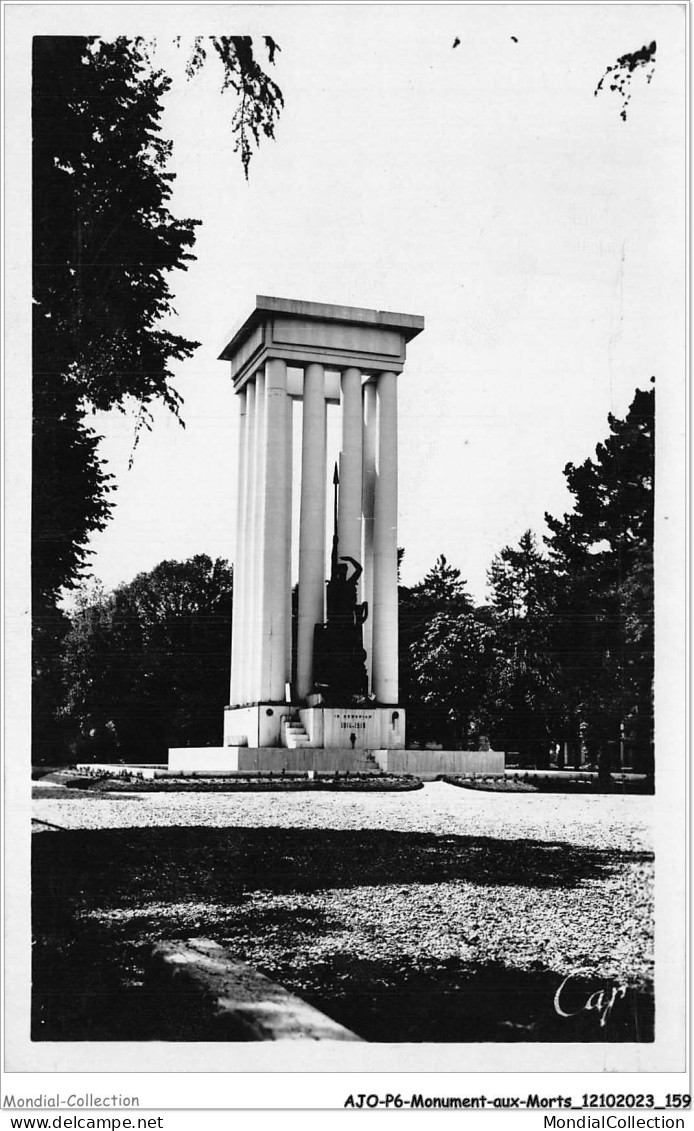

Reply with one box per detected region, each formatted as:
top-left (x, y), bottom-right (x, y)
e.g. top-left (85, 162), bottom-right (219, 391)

top-left (170, 297), bottom-right (502, 777)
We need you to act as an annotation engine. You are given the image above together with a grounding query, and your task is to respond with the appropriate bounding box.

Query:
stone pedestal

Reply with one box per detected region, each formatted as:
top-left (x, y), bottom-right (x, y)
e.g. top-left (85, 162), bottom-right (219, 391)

top-left (167, 744), bottom-right (505, 779)
top-left (299, 706), bottom-right (405, 750)
top-left (221, 704), bottom-right (405, 751)
top-left (223, 703), bottom-right (294, 749)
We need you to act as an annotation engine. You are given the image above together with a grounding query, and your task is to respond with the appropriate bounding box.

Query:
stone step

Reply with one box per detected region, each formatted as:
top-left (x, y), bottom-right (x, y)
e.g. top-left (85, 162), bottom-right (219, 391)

top-left (282, 718), bottom-right (311, 750)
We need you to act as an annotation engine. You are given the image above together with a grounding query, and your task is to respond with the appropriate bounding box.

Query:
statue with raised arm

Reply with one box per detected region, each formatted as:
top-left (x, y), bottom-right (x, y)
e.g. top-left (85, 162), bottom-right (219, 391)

top-left (312, 469), bottom-right (369, 703)
top-left (327, 555), bottom-right (368, 628)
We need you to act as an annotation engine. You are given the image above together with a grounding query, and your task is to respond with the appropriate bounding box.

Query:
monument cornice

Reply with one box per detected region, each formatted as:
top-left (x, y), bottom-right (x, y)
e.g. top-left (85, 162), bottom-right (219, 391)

top-left (219, 295), bottom-right (425, 389)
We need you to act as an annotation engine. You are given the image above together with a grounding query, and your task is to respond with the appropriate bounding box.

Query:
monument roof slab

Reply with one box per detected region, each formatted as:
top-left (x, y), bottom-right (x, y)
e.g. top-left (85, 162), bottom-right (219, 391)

top-left (220, 296), bottom-right (424, 390)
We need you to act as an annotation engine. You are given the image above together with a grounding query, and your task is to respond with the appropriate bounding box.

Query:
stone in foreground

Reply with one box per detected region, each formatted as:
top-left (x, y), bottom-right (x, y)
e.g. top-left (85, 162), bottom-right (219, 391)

top-left (148, 939), bottom-right (362, 1041)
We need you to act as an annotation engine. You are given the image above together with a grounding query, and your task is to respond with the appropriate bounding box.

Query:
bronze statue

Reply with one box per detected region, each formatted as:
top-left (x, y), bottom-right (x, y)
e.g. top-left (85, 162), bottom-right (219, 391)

top-left (326, 555), bottom-right (368, 628)
top-left (312, 468), bottom-right (369, 703)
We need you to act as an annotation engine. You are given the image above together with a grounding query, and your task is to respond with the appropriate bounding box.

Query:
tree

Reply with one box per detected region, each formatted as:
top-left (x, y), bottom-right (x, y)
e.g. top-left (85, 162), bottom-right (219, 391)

top-left (487, 530), bottom-right (553, 620)
top-left (482, 531), bottom-right (558, 764)
top-left (407, 554), bottom-right (473, 616)
top-left (32, 35), bottom-right (282, 758)
top-left (399, 554), bottom-right (477, 745)
top-left (545, 386), bottom-right (654, 580)
top-left (409, 608), bottom-right (493, 749)
top-left (33, 35), bottom-right (204, 609)
top-left (62, 556), bottom-right (234, 762)
top-left (182, 36), bottom-right (283, 177)
top-left (545, 385), bottom-right (654, 774)
top-left (400, 554), bottom-right (473, 667)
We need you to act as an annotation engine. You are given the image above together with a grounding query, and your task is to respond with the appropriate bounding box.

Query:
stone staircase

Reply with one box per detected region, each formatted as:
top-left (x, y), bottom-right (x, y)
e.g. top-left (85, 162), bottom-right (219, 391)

top-left (282, 717), bottom-right (311, 749)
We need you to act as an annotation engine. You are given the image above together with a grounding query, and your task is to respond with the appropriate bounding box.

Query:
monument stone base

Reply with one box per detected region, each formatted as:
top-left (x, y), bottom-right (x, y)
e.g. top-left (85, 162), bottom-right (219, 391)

top-left (167, 745), bottom-right (505, 779)
top-left (223, 703), bottom-right (294, 748)
top-left (169, 746), bottom-right (384, 774)
top-left (176, 698), bottom-right (503, 778)
top-left (298, 706), bottom-right (405, 749)
top-left (223, 703), bottom-right (406, 750)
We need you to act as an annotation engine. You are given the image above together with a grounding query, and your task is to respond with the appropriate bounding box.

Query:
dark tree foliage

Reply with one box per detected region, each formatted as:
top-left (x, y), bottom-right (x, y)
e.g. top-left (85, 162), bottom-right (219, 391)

top-left (409, 608), bottom-right (493, 749)
top-left (32, 604), bottom-right (73, 766)
top-left (400, 554), bottom-right (472, 643)
top-left (32, 35), bottom-right (282, 760)
top-left (62, 556), bottom-right (234, 762)
top-left (481, 531), bottom-right (557, 765)
top-left (182, 35), bottom-right (283, 177)
top-left (32, 36), bottom-right (202, 761)
top-left (545, 387), bottom-right (654, 574)
top-left (399, 555), bottom-right (482, 746)
top-left (545, 385), bottom-right (654, 774)
top-left (595, 41), bottom-right (656, 121)
top-left (487, 530), bottom-right (554, 621)
top-left (400, 389), bottom-right (653, 771)
top-left (33, 36), bottom-right (202, 609)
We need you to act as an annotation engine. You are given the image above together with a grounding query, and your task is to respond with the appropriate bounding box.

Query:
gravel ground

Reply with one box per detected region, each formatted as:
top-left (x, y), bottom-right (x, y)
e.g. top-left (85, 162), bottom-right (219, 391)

top-left (32, 782), bottom-right (654, 1042)
top-left (33, 779), bottom-right (651, 849)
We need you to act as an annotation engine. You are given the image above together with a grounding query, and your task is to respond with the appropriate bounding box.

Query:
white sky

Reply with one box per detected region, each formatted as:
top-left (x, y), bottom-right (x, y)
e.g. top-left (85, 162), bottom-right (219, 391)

top-left (29, 4), bottom-right (690, 599)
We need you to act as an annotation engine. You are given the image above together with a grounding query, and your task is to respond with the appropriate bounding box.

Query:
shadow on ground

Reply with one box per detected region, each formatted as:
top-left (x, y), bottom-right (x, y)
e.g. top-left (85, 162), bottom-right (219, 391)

top-left (281, 955), bottom-right (653, 1044)
top-left (33, 825), bottom-right (650, 903)
top-left (32, 931), bottom-right (654, 1043)
top-left (32, 826), bottom-right (653, 1043)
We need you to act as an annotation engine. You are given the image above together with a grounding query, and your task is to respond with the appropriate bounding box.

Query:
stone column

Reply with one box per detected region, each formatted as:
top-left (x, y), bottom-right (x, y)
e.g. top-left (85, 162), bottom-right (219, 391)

top-left (372, 371), bottom-right (398, 704)
top-left (361, 382), bottom-right (377, 691)
top-left (338, 368), bottom-right (363, 575)
top-left (229, 386), bottom-right (247, 706)
top-left (248, 369), bottom-right (267, 702)
top-left (237, 378), bottom-right (257, 705)
top-left (284, 393), bottom-right (294, 689)
top-left (296, 363), bottom-right (326, 700)
top-left (260, 358), bottom-right (289, 702)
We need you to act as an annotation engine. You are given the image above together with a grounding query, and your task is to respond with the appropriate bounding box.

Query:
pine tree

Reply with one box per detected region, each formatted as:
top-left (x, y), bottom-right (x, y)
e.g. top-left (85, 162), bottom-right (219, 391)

top-left (545, 385), bottom-right (654, 775)
top-left (483, 531), bottom-right (557, 764)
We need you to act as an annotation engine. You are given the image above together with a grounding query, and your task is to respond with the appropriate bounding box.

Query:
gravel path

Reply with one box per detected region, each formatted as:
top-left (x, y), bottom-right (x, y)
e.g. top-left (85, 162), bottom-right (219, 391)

top-left (33, 780), bottom-right (652, 851)
top-left (32, 783), bottom-right (654, 1041)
